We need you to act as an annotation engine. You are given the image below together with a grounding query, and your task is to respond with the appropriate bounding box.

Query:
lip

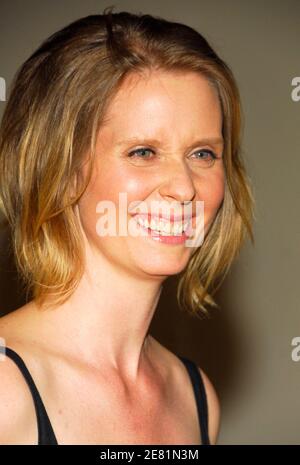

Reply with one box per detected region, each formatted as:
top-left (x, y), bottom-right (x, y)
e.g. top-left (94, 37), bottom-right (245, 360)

top-left (131, 213), bottom-right (194, 244)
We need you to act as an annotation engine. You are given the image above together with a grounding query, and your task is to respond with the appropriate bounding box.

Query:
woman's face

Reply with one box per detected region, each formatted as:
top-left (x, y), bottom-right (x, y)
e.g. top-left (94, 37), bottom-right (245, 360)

top-left (77, 70), bottom-right (225, 279)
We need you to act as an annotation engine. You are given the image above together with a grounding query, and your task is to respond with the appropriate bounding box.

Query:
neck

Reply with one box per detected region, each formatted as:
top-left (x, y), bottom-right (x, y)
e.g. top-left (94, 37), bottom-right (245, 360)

top-left (31, 239), bottom-right (164, 382)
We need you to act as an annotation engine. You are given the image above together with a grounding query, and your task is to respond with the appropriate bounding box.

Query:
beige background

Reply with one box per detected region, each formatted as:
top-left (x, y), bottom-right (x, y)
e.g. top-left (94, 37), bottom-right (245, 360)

top-left (0, 0), bottom-right (299, 444)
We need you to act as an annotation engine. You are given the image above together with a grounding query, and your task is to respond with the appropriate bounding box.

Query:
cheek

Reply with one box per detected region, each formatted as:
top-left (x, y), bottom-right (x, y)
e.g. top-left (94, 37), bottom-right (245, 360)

top-left (102, 167), bottom-right (153, 215)
top-left (96, 161), bottom-right (158, 214)
top-left (195, 167), bottom-right (225, 219)
top-left (78, 163), bottom-right (152, 234)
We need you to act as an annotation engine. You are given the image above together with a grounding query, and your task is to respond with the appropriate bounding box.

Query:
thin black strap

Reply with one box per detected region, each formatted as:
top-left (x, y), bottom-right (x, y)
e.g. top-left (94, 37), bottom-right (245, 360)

top-left (0, 345), bottom-right (58, 445)
top-left (178, 355), bottom-right (210, 445)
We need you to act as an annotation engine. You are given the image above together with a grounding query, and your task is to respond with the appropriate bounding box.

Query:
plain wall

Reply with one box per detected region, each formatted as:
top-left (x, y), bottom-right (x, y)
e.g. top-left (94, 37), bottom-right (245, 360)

top-left (0, 0), bottom-right (299, 444)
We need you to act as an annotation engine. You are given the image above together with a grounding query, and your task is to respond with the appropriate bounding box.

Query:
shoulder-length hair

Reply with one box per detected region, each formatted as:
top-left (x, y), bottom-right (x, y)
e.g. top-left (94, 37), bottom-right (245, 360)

top-left (0, 7), bottom-right (255, 316)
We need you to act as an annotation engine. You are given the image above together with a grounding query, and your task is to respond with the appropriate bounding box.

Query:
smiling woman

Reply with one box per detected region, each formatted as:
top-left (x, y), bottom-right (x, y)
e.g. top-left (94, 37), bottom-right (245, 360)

top-left (0, 7), bottom-right (254, 445)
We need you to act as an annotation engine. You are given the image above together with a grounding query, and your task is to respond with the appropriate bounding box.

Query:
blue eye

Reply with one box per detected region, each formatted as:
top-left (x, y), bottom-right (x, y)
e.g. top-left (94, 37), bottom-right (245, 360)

top-left (192, 149), bottom-right (218, 162)
top-left (127, 147), bottom-right (219, 164)
top-left (128, 148), bottom-right (154, 158)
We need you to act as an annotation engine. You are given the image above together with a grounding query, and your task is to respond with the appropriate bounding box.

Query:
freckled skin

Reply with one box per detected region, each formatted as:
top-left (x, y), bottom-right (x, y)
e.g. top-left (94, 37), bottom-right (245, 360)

top-left (77, 70), bottom-right (225, 279)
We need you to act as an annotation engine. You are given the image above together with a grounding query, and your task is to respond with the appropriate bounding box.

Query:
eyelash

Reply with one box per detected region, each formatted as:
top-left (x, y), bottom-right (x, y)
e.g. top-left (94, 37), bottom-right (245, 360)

top-left (127, 147), bottom-right (218, 162)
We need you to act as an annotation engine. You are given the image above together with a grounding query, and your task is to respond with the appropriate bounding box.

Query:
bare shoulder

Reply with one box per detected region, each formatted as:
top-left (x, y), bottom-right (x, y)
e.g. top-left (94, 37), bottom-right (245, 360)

top-left (197, 366), bottom-right (221, 444)
top-left (148, 339), bottom-right (221, 444)
top-left (0, 302), bottom-right (41, 353)
top-left (0, 340), bottom-right (38, 444)
top-left (0, 303), bottom-right (32, 349)
top-left (0, 304), bottom-right (39, 444)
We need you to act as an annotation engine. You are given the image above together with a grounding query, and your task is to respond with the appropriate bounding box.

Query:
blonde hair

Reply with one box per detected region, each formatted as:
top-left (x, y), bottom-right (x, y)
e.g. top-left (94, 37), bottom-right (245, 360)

top-left (0, 7), bottom-right (254, 316)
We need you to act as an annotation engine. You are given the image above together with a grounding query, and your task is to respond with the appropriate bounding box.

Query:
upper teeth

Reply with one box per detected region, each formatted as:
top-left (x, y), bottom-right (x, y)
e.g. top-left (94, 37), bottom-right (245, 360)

top-left (134, 217), bottom-right (190, 235)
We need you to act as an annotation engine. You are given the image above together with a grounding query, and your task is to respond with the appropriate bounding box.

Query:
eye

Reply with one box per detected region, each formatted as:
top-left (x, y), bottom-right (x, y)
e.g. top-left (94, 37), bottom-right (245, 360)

top-left (128, 147), bottom-right (154, 159)
top-left (127, 146), bottom-right (219, 165)
top-left (191, 149), bottom-right (218, 164)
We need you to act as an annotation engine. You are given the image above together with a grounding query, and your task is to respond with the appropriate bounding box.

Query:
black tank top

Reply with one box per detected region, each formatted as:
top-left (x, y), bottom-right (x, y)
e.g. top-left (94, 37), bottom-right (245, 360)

top-left (2, 347), bottom-right (210, 445)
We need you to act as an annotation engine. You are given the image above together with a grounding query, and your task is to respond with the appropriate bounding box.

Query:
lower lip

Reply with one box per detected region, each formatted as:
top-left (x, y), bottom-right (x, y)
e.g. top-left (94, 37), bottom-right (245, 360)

top-left (133, 219), bottom-right (191, 245)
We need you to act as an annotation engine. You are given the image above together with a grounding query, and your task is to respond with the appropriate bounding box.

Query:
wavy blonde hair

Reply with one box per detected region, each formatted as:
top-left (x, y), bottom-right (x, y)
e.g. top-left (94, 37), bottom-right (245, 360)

top-left (0, 7), bottom-right (254, 316)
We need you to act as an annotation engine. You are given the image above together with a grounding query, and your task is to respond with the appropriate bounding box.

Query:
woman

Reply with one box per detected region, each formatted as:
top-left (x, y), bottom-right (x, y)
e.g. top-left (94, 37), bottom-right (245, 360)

top-left (0, 8), bottom-right (254, 445)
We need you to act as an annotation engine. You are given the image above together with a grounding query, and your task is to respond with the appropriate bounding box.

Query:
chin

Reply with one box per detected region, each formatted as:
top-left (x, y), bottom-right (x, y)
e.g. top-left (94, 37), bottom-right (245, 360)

top-left (137, 256), bottom-right (190, 277)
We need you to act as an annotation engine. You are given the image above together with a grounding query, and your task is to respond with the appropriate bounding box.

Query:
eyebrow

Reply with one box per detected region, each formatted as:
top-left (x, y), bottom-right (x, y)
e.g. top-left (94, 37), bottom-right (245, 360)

top-left (116, 136), bottom-right (224, 150)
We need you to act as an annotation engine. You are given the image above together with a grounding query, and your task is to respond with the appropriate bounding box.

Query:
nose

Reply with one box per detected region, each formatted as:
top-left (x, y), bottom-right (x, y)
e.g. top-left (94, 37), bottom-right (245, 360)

top-left (158, 158), bottom-right (196, 205)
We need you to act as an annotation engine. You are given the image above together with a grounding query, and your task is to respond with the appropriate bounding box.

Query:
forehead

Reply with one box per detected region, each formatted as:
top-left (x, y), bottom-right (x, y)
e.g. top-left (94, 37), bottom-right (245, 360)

top-left (99, 70), bottom-right (222, 144)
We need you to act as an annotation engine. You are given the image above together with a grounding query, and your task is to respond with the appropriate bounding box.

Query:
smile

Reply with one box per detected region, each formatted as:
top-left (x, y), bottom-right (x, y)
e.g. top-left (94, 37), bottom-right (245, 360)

top-left (133, 215), bottom-right (191, 236)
